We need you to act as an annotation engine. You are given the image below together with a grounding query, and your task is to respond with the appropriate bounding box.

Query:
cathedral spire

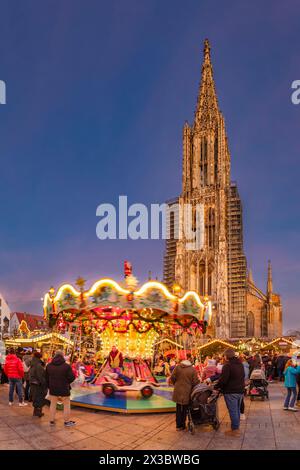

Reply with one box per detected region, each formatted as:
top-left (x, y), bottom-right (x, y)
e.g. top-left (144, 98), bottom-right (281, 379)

top-left (267, 260), bottom-right (273, 296)
top-left (194, 39), bottom-right (219, 128)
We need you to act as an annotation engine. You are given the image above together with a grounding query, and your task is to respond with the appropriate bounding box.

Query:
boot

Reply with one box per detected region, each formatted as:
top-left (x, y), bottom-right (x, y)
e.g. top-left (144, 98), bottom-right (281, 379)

top-left (37, 407), bottom-right (44, 418)
top-left (33, 407), bottom-right (44, 418)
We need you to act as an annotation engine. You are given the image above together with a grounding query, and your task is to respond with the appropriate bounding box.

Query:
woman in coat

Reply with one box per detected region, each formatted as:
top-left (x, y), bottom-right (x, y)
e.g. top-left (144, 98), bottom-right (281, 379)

top-left (29, 351), bottom-right (47, 417)
top-left (170, 353), bottom-right (199, 430)
top-left (283, 359), bottom-right (300, 411)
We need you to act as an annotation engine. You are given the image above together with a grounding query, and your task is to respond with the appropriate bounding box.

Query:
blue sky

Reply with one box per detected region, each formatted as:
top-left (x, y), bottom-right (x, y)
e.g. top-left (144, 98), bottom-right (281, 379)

top-left (0, 1), bottom-right (299, 330)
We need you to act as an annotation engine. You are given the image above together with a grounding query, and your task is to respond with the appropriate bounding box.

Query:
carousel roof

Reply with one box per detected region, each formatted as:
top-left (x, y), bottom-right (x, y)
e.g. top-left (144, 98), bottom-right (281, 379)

top-left (43, 279), bottom-right (212, 323)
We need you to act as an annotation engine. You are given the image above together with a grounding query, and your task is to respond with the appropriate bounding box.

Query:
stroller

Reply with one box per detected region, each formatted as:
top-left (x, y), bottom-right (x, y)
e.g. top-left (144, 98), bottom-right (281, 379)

top-left (249, 368), bottom-right (269, 401)
top-left (187, 383), bottom-right (220, 434)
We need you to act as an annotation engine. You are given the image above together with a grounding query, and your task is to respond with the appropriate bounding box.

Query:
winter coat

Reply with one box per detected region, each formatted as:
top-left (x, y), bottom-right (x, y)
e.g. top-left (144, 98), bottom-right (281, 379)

top-left (3, 354), bottom-right (24, 379)
top-left (46, 355), bottom-right (75, 396)
top-left (170, 360), bottom-right (199, 405)
top-left (23, 354), bottom-right (32, 381)
top-left (216, 357), bottom-right (245, 394)
top-left (277, 355), bottom-right (287, 370)
top-left (29, 356), bottom-right (47, 388)
top-left (283, 366), bottom-right (300, 388)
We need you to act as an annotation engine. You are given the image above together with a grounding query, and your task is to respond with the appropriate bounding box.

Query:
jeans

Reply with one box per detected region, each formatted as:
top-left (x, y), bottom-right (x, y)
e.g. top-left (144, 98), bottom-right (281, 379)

top-left (284, 387), bottom-right (297, 408)
top-left (9, 378), bottom-right (24, 403)
top-left (24, 380), bottom-right (31, 401)
top-left (224, 393), bottom-right (243, 430)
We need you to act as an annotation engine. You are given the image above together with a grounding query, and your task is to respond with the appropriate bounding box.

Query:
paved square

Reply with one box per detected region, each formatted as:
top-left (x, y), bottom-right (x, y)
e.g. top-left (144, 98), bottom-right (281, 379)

top-left (0, 382), bottom-right (299, 450)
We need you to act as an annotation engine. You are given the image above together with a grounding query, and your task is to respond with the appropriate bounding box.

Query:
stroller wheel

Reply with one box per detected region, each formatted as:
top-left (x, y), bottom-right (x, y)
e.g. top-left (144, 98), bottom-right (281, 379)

top-left (188, 421), bottom-right (195, 435)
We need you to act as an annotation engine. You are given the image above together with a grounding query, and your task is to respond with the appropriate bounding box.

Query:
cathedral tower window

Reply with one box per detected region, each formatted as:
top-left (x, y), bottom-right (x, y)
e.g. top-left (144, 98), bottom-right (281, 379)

top-left (200, 137), bottom-right (208, 186)
top-left (199, 261), bottom-right (205, 295)
top-left (206, 207), bottom-right (215, 249)
top-left (214, 134), bottom-right (218, 184)
top-left (246, 312), bottom-right (255, 337)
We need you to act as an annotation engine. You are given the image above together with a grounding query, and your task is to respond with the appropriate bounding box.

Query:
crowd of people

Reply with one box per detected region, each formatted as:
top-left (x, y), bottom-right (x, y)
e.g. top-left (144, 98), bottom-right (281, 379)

top-left (168, 350), bottom-right (300, 436)
top-left (1, 346), bottom-right (300, 435)
top-left (0, 347), bottom-right (76, 426)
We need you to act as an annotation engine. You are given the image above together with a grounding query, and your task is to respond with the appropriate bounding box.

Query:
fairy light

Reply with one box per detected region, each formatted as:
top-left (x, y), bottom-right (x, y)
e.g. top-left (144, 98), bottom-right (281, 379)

top-left (54, 284), bottom-right (81, 302)
top-left (86, 279), bottom-right (129, 297)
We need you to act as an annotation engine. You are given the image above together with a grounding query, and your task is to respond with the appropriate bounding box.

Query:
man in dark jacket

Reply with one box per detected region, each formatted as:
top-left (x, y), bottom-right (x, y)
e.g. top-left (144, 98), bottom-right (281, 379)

top-left (277, 354), bottom-right (286, 381)
top-left (170, 353), bottom-right (199, 430)
top-left (215, 349), bottom-right (245, 436)
top-left (29, 351), bottom-right (47, 417)
top-left (45, 350), bottom-right (75, 427)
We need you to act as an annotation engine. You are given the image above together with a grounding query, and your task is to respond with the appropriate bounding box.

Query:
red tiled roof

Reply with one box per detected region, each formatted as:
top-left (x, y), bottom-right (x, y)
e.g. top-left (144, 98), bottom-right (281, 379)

top-left (11, 312), bottom-right (48, 331)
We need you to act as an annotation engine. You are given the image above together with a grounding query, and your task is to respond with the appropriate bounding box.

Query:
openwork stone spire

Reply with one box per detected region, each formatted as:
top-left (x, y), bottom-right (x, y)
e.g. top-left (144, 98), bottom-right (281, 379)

top-left (194, 39), bottom-right (219, 130)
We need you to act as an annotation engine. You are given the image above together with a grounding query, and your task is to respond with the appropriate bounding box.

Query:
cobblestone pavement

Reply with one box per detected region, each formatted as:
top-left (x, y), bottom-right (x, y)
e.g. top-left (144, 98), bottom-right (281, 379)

top-left (0, 382), bottom-right (299, 450)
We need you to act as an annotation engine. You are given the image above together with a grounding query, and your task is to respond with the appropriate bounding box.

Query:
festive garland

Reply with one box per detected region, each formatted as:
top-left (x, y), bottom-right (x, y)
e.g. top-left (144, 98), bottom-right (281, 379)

top-left (51, 308), bottom-right (207, 334)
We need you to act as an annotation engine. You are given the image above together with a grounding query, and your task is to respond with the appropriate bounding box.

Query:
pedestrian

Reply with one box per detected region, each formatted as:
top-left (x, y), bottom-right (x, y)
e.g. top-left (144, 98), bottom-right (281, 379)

top-left (277, 354), bottom-right (286, 382)
top-left (215, 349), bottom-right (245, 437)
top-left (23, 349), bottom-right (32, 401)
top-left (201, 358), bottom-right (217, 381)
top-left (170, 353), bottom-right (199, 431)
top-left (29, 351), bottom-right (48, 418)
top-left (283, 359), bottom-right (300, 411)
top-left (239, 354), bottom-right (249, 421)
top-left (3, 348), bottom-right (27, 406)
top-left (45, 350), bottom-right (76, 427)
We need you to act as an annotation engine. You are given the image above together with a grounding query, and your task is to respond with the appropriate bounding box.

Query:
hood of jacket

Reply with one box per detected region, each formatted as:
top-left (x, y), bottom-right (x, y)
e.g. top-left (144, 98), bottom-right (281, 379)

top-left (5, 354), bottom-right (18, 363)
top-left (31, 356), bottom-right (43, 367)
top-left (51, 355), bottom-right (65, 366)
top-left (180, 360), bottom-right (192, 367)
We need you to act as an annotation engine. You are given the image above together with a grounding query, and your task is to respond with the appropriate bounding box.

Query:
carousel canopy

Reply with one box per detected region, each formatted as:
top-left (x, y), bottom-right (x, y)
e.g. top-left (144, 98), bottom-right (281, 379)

top-left (43, 279), bottom-right (212, 334)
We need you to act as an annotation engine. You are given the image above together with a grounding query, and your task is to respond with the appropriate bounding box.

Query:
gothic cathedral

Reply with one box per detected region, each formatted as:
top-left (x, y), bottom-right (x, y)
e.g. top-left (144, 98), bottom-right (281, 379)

top-left (163, 40), bottom-right (282, 340)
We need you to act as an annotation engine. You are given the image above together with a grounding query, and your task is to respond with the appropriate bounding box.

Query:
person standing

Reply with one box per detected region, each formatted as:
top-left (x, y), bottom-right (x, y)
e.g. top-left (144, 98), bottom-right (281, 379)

top-left (277, 354), bottom-right (286, 382)
top-left (170, 353), bottom-right (199, 430)
top-left (23, 350), bottom-right (32, 401)
top-left (201, 359), bottom-right (217, 381)
top-left (29, 351), bottom-right (47, 417)
top-left (239, 354), bottom-right (249, 421)
top-left (108, 346), bottom-right (123, 372)
top-left (3, 348), bottom-right (27, 406)
top-left (45, 350), bottom-right (76, 426)
top-left (283, 359), bottom-right (300, 411)
top-left (215, 349), bottom-right (245, 436)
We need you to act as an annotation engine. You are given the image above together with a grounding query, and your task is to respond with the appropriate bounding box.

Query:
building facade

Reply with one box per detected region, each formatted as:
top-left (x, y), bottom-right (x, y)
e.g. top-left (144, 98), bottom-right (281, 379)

top-left (10, 312), bottom-right (48, 336)
top-left (0, 293), bottom-right (11, 339)
top-left (163, 40), bottom-right (282, 339)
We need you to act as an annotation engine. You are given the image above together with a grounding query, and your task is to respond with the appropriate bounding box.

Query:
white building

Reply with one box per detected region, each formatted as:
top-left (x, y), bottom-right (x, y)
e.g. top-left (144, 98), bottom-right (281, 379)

top-left (0, 293), bottom-right (11, 340)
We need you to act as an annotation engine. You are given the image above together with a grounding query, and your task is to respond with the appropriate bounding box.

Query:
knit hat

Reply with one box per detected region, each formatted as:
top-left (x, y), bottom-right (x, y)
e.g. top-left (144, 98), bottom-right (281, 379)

top-left (54, 350), bottom-right (64, 357)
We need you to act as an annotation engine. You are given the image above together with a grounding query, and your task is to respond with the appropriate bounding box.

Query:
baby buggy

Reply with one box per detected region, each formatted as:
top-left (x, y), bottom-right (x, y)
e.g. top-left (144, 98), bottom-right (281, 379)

top-left (249, 368), bottom-right (269, 401)
top-left (187, 383), bottom-right (220, 434)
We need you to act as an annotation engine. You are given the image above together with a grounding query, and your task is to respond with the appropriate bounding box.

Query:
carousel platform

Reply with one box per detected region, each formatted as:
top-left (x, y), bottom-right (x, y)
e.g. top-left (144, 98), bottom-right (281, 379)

top-left (70, 383), bottom-right (176, 413)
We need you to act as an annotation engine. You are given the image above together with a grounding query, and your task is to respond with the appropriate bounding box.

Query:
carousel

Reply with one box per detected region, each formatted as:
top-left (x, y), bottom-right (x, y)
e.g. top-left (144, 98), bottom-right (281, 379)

top-left (43, 271), bottom-right (212, 413)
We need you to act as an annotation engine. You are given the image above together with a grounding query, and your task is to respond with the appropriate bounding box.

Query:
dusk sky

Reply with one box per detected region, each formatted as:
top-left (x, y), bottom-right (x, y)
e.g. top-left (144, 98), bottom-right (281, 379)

top-left (0, 1), bottom-right (299, 331)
